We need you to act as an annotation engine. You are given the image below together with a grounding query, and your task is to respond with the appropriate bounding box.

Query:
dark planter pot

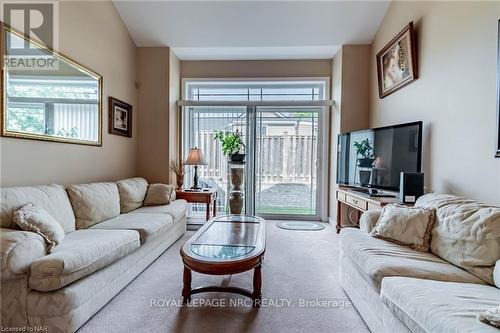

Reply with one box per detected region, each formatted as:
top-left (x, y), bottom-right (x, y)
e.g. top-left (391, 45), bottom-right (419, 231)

top-left (359, 170), bottom-right (372, 185)
top-left (230, 153), bottom-right (246, 163)
top-left (357, 157), bottom-right (375, 168)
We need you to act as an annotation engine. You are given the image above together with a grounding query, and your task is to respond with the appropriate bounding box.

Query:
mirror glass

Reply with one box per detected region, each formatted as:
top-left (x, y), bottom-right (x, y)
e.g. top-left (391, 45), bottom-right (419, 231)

top-left (2, 26), bottom-right (102, 145)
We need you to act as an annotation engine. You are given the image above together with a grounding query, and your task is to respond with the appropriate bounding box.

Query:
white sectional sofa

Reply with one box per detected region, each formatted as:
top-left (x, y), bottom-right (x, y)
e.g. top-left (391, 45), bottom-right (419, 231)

top-left (0, 178), bottom-right (187, 332)
top-left (340, 193), bottom-right (500, 333)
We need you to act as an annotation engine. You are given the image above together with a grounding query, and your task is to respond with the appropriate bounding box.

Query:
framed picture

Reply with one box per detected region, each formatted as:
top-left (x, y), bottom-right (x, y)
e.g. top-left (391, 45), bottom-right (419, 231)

top-left (377, 22), bottom-right (418, 98)
top-left (496, 20), bottom-right (500, 158)
top-left (108, 97), bottom-right (132, 137)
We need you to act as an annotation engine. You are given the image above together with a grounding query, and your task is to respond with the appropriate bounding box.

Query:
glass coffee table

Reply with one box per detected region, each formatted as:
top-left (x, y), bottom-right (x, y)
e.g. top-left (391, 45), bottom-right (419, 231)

top-left (180, 215), bottom-right (266, 307)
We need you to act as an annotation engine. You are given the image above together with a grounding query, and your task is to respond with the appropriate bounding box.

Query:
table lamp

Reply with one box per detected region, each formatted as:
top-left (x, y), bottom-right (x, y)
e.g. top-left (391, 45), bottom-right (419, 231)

top-left (184, 147), bottom-right (207, 190)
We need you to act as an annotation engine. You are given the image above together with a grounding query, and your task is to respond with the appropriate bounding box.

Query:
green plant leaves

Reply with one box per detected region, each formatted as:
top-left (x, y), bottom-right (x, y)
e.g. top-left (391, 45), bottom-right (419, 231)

top-left (214, 130), bottom-right (245, 155)
top-left (353, 138), bottom-right (374, 158)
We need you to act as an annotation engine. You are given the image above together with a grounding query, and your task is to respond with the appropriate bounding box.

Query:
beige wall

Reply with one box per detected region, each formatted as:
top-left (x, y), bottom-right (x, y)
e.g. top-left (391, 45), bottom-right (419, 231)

top-left (169, 51), bottom-right (182, 182)
top-left (329, 45), bottom-right (371, 221)
top-left (370, 1), bottom-right (500, 205)
top-left (136, 48), bottom-right (181, 184)
top-left (340, 45), bottom-right (370, 133)
top-left (136, 48), bottom-right (171, 183)
top-left (181, 59), bottom-right (332, 79)
top-left (0, 1), bottom-right (138, 186)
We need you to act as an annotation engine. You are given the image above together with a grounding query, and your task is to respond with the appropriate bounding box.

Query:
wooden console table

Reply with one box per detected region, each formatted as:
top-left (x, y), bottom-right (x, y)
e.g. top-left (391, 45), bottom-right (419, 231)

top-left (176, 189), bottom-right (217, 221)
top-left (336, 187), bottom-right (401, 234)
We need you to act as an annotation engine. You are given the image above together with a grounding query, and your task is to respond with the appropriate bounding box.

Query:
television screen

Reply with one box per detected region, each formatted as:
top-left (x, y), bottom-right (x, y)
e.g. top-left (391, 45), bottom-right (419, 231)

top-left (336, 121), bottom-right (422, 190)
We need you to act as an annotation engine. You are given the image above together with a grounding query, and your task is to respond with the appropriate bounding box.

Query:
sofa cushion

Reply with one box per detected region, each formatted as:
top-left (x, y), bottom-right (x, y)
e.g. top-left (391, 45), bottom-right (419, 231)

top-left (143, 183), bottom-right (176, 206)
top-left (13, 203), bottom-right (65, 253)
top-left (130, 199), bottom-right (187, 224)
top-left (416, 193), bottom-right (500, 285)
top-left (90, 213), bottom-right (173, 244)
top-left (67, 182), bottom-right (121, 229)
top-left (371, 205), bottom-right (435, 252)
top-left (29, 229), bottom-right (139, 292)
top-left (116, 178), bottom-right (148, 213)
top-left (1, 184), bottom-right (75, 233)
top-left (381, 277), bottom-right (500, 333)
top-left (340, 228), bottom-right (485, 291)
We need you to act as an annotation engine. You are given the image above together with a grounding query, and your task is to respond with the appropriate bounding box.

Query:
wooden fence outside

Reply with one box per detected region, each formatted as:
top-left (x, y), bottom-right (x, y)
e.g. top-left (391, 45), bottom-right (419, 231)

top-left (196, 131), bottom-right (317, 184)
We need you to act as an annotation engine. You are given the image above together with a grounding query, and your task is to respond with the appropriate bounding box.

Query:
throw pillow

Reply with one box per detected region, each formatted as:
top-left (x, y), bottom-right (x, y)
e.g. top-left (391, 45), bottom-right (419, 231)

top-left (371, 204), bottom-right (436, 252)
top-left (144, 184), bottom-right (176, 206)
top-left (13, 203), bottom-right (65, 253)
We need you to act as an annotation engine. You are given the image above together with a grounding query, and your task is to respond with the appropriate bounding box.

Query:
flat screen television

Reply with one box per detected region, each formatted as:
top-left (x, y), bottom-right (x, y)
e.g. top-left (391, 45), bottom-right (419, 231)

top-left (336, 121), bottom-right (422, 191)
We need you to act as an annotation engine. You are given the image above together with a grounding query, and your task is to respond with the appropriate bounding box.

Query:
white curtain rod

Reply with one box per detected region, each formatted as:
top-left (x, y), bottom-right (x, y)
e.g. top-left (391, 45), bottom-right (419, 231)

top-left (177, 100), bottom-right (335, 107)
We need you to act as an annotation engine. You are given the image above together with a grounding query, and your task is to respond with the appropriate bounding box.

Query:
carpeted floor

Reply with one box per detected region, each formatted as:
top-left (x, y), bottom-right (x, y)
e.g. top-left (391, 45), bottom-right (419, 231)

top-left (78, 222), bottom-right (368, 333)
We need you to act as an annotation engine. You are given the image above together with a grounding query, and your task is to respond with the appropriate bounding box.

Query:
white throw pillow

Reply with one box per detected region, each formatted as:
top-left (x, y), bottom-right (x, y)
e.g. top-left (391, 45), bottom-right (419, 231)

top-left (371, 204), bottom-right (436, 252)
top-left (13, 203), bottom-right (65, 253)
top-left (143, 184), bottom-right (176, 206)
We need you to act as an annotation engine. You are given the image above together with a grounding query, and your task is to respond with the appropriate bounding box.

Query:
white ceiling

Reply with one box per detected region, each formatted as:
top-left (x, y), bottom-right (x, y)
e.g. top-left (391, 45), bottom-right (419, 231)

top-left (113, 0), bottom-right (391, 60)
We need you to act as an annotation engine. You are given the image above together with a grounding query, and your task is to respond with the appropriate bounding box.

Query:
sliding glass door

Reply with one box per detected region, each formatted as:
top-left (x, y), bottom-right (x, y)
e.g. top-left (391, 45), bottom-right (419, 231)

top-left (183, 105), bottom-right (326, 220)
top-left (183, 106), bottom-right (248, 216)
top-left (181, 78), bottom-right (330, 220)
top-left (253, 107), bottom-right (321, 218)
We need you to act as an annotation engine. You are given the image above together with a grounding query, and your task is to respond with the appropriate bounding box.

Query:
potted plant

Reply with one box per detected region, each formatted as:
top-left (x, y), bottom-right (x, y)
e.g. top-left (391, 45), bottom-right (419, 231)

top-left (169, 160), bottom-right (185, 189)
top-left (353, 139), bottom-right (375, 185)
top-left (353, 139), bottom-right (375, 167)
top-left (214, 130), bottom-right (245, 163)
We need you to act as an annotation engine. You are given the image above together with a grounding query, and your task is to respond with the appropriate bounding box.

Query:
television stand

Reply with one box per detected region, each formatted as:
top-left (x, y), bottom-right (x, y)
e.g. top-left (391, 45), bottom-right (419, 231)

top-left (335, 187), bottom-right (409, 234)
top-left (350, 187), bottom-right (396, 198)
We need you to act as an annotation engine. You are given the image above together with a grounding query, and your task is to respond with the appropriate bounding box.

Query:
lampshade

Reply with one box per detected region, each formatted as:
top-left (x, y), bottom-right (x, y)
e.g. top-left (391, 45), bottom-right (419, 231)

top-left (184, 147), bottom-right (207, 165)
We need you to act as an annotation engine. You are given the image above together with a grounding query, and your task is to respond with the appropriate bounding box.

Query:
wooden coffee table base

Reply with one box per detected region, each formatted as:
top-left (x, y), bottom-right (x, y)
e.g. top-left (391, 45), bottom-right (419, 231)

top-left (182, 263), bottom-right (263, 307)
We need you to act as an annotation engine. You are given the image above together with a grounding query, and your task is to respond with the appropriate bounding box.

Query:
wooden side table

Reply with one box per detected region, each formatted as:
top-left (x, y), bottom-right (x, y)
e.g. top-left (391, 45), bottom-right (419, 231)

top-left (336, 187), bottom-right (403, 234)
top-left (176, 189), bottom-right (217, 221)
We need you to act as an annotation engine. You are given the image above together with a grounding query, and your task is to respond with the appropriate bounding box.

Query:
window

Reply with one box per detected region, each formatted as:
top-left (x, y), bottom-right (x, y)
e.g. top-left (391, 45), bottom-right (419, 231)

top-left (184, 79), bottom-right (327, 102)
top-left (181, 79), bottom-right (330, 221)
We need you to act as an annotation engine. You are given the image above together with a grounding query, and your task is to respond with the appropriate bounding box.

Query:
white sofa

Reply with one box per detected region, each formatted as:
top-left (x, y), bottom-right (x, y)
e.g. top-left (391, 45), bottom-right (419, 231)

top-left (340, 193), bottom-right (500, 333)
top-left (0, 178), bottom-right (187, 332)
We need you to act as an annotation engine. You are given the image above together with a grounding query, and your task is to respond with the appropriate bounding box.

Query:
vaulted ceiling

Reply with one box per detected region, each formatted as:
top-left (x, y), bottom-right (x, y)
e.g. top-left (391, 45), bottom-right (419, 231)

top-left (113, 1), bottom-right (391, 60)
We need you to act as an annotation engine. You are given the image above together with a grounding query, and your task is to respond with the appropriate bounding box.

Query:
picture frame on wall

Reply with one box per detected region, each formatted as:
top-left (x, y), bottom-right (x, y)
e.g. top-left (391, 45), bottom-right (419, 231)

top-left (496, 20), bottom-right (500, 158)
top-left (108, 97), bottom-right (132, 137)
top-left (376, 21), bottom-right (418, 98)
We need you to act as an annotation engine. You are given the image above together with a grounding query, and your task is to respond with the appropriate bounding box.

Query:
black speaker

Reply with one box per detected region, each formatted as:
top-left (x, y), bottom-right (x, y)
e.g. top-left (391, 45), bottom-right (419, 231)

top-left (399, 172), bottom-right (424, 204)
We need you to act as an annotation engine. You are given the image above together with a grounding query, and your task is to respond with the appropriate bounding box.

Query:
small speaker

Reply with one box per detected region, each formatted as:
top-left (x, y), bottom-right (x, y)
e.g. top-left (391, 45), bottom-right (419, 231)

top-left (399, 172), bottom-right (424, 204)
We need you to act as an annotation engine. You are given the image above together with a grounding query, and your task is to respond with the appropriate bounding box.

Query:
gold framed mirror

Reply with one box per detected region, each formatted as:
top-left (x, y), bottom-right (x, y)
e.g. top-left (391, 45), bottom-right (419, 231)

top-left (1, 23), bottom-right (102, 146)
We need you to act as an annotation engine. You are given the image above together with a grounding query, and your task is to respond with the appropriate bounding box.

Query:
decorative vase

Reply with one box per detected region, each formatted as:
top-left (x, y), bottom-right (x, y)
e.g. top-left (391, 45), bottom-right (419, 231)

top-left (230, 168), bottom-right (243, 191)
top-left (229, 192), bottom-right (243, 214)
top-left (176, 174), bottom-right (184, 190)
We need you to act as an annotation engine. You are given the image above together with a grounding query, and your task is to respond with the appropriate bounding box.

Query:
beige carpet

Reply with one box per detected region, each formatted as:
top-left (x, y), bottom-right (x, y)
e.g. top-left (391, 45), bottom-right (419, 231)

top-left (78, 222), bottom-right (369, 333)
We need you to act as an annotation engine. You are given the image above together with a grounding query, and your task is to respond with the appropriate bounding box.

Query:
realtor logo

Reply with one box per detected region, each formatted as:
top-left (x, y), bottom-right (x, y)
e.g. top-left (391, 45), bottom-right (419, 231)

top-left (1, 0), bottom-right (59, 70)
